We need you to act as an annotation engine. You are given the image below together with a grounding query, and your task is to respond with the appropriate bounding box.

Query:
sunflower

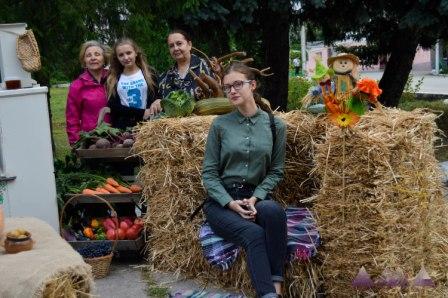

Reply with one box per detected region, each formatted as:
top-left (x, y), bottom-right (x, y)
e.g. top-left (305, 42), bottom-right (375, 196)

top-left (328, 111), bottom-right (360, 128)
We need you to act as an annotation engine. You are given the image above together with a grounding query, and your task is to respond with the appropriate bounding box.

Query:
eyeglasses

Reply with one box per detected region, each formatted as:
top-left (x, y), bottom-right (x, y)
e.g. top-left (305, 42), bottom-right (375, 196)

top-left (222, 80), bottom-right (252, 93)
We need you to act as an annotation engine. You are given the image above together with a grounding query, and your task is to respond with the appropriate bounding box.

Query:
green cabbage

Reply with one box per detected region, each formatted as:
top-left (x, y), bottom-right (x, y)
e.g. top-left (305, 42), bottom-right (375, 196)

top-left (161, 90), bottom-right (195, 117)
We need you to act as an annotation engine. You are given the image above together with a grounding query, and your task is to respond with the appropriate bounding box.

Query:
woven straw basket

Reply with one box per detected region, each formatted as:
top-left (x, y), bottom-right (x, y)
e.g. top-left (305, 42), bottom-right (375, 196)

top-left (60, 194), bottom-right (118, 279)
top-left (16, 29), bottom-right (41, 72)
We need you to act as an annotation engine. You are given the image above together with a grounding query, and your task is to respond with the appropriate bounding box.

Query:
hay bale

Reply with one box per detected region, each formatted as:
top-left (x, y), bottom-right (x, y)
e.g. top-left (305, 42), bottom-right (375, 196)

top-left (42, 272), bottom-right (91, 298)
top-left (313, 108), bottom-right (448, 296)
top-left (133, 108), bottom-right (448, 296)
top-left (133, 111), bottom-right (325, 297)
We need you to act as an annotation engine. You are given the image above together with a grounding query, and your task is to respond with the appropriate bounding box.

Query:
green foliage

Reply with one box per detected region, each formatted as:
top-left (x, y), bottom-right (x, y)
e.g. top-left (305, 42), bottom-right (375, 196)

top-left (161, 90), bottom-right (195, 117)
top-left (54, 153), bottom-right (107, 207)
top-left (287, 77), bottom-right (311, 111)
top-left (334, 44), bottom-right (381, 67)
top-left (400, 75), bottom-right (424, 103)
top-left (399, 99), bottom-right (448, 133)
top-left (50, 87), bottom-right (71, 159)
top-left (290, 50), bottom-right (301, 60)
top-left (142, 268), bottom-right (169, 298)
top-left (74, 123), bottom-right (122, 149)
top-left (399, 99), bottom-right (448, 161)
top-left (300, 0), bottom-right (448, 106)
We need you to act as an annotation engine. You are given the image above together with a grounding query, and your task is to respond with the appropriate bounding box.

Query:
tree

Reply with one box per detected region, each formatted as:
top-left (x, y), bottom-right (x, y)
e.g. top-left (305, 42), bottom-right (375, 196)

top-left (299, 0), bottom-right (448, 107)
top-left (175, 0), bottom-right (293, 111)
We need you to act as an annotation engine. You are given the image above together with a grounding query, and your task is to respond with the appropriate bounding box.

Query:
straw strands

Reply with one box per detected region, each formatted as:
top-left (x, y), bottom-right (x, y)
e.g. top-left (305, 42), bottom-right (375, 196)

top-left (42, 272), bottom-right (92, 298)
top-left (133, 111), bottom-right (324, 297)
top-left (133, 108), bottom-right (448, 297)
top-left (312, 108), bottom-right (448, 296)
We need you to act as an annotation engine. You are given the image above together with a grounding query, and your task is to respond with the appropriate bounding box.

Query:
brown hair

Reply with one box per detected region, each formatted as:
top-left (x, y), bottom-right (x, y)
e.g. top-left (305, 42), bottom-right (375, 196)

top-left (107, 38), bottom-right (156, 99)
top-left (167, 29), bottom-right (191, 42)
top-left (223, 62), bottom-right (272, 113)
top-left (79, 40), bottom-right (110, 67)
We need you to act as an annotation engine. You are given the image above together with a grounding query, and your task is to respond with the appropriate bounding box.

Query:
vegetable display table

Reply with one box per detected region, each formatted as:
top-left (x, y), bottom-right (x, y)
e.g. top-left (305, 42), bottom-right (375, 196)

top-left (64, 193), bottom-right (146, 253)
top-left (76, 148), bottom-right (140, 163)
top-left (0, 217), bottom-right (93, 297)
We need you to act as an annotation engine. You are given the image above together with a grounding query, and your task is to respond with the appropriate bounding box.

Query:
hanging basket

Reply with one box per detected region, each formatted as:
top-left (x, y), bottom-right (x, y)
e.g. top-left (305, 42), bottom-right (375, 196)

top-left (16, 29), bottom-right (41, 72)
top-left (59, 194), bottom-right (118, 279)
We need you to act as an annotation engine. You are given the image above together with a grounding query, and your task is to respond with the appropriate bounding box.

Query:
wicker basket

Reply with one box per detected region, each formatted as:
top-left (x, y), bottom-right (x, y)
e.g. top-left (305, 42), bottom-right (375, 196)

top-left (16, 29), bottom-right (41, 72)
top-left (60, 194), bottom-right (118, 279)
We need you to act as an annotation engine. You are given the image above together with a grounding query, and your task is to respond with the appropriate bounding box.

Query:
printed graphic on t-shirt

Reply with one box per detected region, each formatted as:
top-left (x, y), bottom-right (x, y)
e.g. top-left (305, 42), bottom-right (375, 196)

top-left (121, 79), bottom-right (145, 108)
top-left (117, 70), bottom-right (148, 109)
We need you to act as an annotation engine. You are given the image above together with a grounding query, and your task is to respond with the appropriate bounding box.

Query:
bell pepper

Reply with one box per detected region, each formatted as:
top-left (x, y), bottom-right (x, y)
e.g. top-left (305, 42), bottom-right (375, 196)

top-left (83, 227), bottom-right (94, 239)
top-left (96, 233), bottom-right (106, 240)
top-left (91, 219), bottom-right (100, 229)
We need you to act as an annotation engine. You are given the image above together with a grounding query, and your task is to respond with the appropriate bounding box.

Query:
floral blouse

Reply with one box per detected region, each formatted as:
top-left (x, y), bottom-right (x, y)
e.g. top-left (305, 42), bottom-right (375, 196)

top-left (159, 54), bottom-right (212, 100)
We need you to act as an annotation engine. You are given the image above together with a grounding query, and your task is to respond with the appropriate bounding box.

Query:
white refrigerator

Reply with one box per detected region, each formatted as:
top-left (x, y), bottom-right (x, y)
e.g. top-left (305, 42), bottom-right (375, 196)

top-left (0, 87), bottom-right (59, 230)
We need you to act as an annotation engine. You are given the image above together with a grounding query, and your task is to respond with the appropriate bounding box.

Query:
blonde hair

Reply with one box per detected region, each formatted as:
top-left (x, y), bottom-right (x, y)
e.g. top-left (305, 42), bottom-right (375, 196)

top-left (79, 40), bottom-right (110, 68)
top-left (107, 38), bottom-right (156, 99)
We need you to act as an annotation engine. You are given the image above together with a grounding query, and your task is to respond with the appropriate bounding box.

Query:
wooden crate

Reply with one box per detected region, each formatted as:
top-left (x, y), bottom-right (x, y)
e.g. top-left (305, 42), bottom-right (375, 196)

top-left (68, 235), bottom-right (145, 252)
top-left (67, 193), bottom-right (142, 205)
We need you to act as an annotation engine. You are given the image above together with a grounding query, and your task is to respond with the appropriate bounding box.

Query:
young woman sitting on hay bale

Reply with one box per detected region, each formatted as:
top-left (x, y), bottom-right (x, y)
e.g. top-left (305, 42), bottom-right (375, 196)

top-left (202, 62), bottom-right (287, 298)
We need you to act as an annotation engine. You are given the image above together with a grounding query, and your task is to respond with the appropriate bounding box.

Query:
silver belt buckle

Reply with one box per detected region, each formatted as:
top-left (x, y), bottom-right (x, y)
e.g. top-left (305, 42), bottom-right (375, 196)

top-left (233, 182), bottom-right (244, 189)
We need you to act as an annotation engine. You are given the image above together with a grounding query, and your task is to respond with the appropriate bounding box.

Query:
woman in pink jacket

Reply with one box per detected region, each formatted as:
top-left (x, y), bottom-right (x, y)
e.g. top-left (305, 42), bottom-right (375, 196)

top-left (66, 40), bottom-right (110, 145)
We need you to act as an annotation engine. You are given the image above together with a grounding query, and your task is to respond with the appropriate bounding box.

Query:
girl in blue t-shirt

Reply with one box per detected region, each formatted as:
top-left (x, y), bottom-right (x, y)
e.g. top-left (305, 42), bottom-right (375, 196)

top-left (107, 38), bottom-right (161, 129)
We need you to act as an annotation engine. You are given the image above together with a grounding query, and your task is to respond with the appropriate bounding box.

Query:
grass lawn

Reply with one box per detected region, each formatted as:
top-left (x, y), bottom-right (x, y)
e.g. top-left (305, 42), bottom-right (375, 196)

top-left (50, 87), bottom-right (70, 160)
top-left (399, 99), bottom-right (448, 161)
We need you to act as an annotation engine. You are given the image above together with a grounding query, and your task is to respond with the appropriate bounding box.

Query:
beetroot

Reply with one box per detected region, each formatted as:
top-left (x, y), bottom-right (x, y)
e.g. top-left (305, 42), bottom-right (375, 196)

top-left (121, 131), bottom-right (132, 139)
top-left (122, 139), bottom-right (134, 148)
top-left (95, 138), bottom-right (111, 149)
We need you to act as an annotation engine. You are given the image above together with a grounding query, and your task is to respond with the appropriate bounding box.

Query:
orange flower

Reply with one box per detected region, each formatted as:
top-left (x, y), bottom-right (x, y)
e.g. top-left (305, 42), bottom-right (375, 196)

top-left (328, 111), bottom-right (360, 128)
top-left (356, 78), bottom-right (382, 102)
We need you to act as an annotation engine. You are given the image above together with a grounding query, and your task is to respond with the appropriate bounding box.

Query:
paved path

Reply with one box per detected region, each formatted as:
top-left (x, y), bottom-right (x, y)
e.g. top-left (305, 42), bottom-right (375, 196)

top-left (95, 260), bottom-right (243, 298)
top-left (359, 70), bottom-right (448, 96)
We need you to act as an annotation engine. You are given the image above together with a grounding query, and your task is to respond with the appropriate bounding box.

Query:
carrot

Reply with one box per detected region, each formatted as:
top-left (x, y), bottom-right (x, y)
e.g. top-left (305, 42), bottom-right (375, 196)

top-left (82, 188), bottom-right (100, 195)
top-left (95, 187), bottom-right (111, 194)
top-left (103, 184), bottom-right (120, 194)
top-left (106, 178), bottom-right (120, 187)
top-left (116, 185), bottom-right (132, 193)
top-left (130, 184), bottom-right (143, 193)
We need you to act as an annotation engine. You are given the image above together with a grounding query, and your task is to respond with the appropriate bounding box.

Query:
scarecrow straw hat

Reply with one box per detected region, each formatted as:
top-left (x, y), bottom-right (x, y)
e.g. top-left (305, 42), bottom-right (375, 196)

top-left (327, 53), bottom-right (360, 66)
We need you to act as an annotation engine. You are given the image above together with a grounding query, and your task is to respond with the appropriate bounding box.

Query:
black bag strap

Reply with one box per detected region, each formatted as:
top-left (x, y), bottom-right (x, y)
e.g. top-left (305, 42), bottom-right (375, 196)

top-left (190, 112), bottom-right (276, 221)
top-left (268, 112), bottom-right (276, 150)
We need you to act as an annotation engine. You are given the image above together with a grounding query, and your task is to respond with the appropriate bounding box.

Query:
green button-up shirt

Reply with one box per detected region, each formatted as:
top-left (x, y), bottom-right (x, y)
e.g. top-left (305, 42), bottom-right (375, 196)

top-left (202, 108), bottom-right (286, 206)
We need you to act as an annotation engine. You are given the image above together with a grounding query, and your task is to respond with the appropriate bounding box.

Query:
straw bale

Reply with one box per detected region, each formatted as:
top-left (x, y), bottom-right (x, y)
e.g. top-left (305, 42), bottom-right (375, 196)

top-left (133, 108), bottom-right (448, 297)
top-left (312, 108), bottom-right (448, 296)
top-left (133, 111), bottom-right (325, 297)
top-left (42, 272), bottom-right (91, 298)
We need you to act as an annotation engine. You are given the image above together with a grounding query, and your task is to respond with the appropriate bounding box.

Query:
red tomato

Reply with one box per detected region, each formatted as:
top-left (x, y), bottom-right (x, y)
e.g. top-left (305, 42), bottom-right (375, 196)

top-left (106, 229), bottom-right (116, 240)
top-left (120, 221), bottom-right (130, 231)
top-left (126, 227), bottom-right (138, 240)
top-left (117, 228), bottom-right (126, 240)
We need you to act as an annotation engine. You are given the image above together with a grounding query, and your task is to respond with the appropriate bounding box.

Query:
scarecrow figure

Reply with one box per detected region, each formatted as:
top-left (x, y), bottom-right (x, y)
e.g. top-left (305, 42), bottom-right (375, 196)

top-left (327, 53), bottom-right (360, 102)
top-left (328, 53), bottom-right (382, 116)
top-left (302, 58), bottom-right (335, 109)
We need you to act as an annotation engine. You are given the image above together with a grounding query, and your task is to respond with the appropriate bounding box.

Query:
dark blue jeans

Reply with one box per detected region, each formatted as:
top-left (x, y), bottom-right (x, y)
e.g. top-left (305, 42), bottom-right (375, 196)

top-left (204, 186), bottom-right (287, 298)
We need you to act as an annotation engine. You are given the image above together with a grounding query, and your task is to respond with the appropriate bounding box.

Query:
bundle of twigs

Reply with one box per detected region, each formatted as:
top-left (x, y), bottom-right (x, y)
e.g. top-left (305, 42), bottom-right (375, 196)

top-left (191, 47), bottom-right (274, 99)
